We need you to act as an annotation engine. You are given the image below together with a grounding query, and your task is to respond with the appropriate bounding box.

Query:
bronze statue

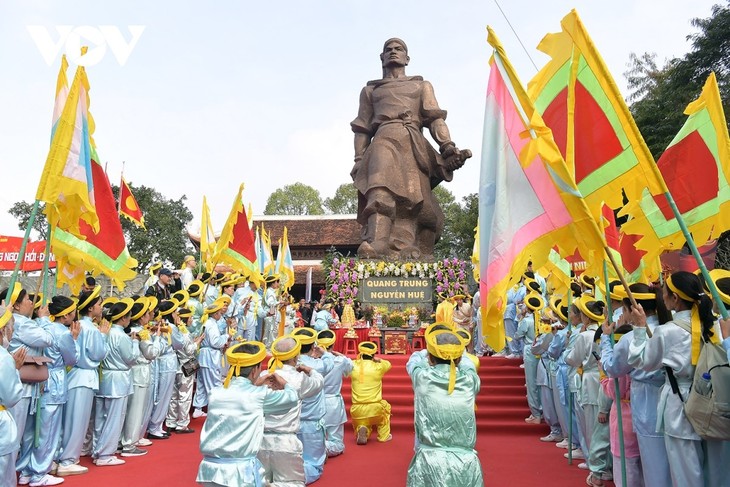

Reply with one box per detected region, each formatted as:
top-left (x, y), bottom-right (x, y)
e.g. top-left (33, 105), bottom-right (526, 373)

top-left (351, 38), bottom-right (471, 260)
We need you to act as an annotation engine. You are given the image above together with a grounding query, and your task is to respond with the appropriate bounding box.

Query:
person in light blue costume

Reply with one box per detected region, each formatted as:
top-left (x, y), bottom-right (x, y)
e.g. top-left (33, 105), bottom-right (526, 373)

top-left (262, 277), bottom-right (282, 347)
top-left (600, 283), bottom-right (670, 487)
top-left (292, 328), bottom-right (334, 484)
top-left (196, 341), bottom-right (299, 487)
top-left (193, 299), bottom-right (230, 419)
top-left (0, 305), bottom-right (25, 487)
top-left (93, 298), bottom-right (140, 467)
top-left (406, 329), bottom-right (482, 487)
top-left (147, 299), bottom-right (185, 438)
top-left (121, 297), bottom-right (160, 455)
top-left (312, 303), bottom-right (337, 332)
top-left (203, 273), bottom-right (222, 307)
top-left (515, 292), bottom-right (543, 423)
top-left (503, 278), bottom-right (526, 357)
top-left (566, 295), bottom-right (608, 473)
top-left (531, 319), bottom-right (563, 443)
top-left (55, 286), bottom-right (107, 476)
top-left (2, 284), bottom-right (54, 483)
top-left (236, 280), bottom-right (266, 343)
top-left (471, 290), bottom-right (484, 355)
top-left (166, 307), bottom-right (203, 433)
top-left (546, 298), bottom-right (586, 455)
top-left (186, 281), bottom-right (206, 337)
top-left (316, 329), bottom-right (353, 457)
top-left (17, 297), bottom-right (80, 486)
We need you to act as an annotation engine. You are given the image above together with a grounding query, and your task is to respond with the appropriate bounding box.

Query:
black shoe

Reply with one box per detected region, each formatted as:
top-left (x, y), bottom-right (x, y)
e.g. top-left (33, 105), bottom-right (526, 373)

top-left (175, 427), bottom-right (195, 434)
top-left (147, 433), bottom-right (169, 440)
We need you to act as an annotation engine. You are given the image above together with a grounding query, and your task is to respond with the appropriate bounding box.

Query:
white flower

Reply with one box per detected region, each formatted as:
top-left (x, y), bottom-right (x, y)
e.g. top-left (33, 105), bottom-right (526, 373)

top-left (357, 263), bottom-right (365, 273)
top-left (394, 268), bottom-right (401, 276)
top-left (375, 270), bottom-right (381, 276)
top-left (411, 269), bottom-right (417, 276)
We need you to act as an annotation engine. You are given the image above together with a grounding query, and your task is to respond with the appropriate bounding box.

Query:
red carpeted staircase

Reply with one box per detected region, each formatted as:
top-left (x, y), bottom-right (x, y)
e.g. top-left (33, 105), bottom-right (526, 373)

top-left (339, 354), bottom-right (544, 436)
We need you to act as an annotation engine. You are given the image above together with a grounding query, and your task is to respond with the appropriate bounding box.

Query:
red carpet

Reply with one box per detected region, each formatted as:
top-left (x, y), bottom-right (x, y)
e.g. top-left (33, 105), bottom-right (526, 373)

top-left (62, 355), bottom-right (604, 486)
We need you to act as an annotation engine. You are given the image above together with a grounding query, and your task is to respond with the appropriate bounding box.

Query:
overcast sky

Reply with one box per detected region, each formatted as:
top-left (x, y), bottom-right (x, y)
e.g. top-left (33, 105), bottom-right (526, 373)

top-left (0, 0), bottom-right (717, 238)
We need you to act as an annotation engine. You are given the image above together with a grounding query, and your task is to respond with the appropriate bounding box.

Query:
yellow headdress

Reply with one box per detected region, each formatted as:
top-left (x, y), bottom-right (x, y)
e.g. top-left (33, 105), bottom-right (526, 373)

top-left (171, 290), bottom-right (189, 306)
top-left (50, 298), bottom-right (78, 321)
top-left (5, 283), bottom-right (22, 307)
top-left (223, 341), bottom-right (267, 388)
top-left (317, 329), bottom-right (336, 349)
top-left (612, 284), bottom-right (655, 301)
top-left (187, 280), bottom-right (204, 298)
top-left (525, 292), bottom-right (545, 312)
top-left (201, 300), bottom-right (225, 323)
top-left (454, 328), bottom-right (471, 346)
top-left (575, 295), bottom-right (605, 323)
top-left (149, 262), bottom-right (162, 276)
top-left (358, 341), bottom-right (378, 358)
top-left (292, 327), bottom-right (316, 345)
top-left (0, 306), bottom-right (12, 330)
top-left (549, 296), bottom-right (569, 323)
top-left (707, 269), bottom-right (730, 306)
top-left (217, 295), bottom-right (232, 307)
top-left (131, 297), bottom-right (151, 321)
top-left (77, 285), bottom-right (102, 311)
top-left (426, 330), bottom-right (465, 394)
top-left (424, 322), bottom-right (452, 336)
top-left (111, 298), bottom-right (135, 322)
top-left (667, 274), bottom-right (719, 364)
top-left (103, 297), bottom-right (119, 307)
top-left (30, 293), bottom-right (44, 311)
top-left (268, 335), bottom-right (301, 373)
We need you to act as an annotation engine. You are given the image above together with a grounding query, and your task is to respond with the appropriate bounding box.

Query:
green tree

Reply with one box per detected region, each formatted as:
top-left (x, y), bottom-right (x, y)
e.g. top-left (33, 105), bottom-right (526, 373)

top-left (8, 201), bottom-right (48, 239)
top-left (626, 2), bottom-right (730, 158)
top-left (433, 187), bottom-right (477, 261)
top-left (324, 183), bottom-right (357, 214)
top-left (112, 184), bottom-right (195, 269)
top-left (264, 182), bottom-right (324, 215)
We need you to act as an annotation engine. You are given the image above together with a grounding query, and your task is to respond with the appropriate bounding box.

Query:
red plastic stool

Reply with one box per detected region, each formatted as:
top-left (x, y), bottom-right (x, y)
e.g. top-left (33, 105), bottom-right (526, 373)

top-left (411, 335), bottom-right (426, 352)
top-left (343, 337), bottom-right (358, 355)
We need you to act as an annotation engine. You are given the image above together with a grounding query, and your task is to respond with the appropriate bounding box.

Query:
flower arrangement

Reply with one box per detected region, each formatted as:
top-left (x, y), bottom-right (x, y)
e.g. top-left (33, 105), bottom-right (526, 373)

top-left (434, 257), bottom-right (469, 298)
top-left (323, 252), bottom-right (469, 302)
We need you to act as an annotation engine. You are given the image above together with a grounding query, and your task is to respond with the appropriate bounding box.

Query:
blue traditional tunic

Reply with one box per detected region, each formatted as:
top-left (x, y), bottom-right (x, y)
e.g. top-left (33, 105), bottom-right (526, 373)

top-left (406, 353), bottom-right (482, 487)
top-left (0, 346), bottom-right (23, 487)
top-left (196, 377), bottom-right (299, 487)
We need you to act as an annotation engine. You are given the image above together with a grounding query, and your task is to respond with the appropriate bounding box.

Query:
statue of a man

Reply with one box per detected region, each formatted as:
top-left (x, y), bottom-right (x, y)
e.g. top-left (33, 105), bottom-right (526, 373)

top-left (351, 38), bottom-right (471, 260)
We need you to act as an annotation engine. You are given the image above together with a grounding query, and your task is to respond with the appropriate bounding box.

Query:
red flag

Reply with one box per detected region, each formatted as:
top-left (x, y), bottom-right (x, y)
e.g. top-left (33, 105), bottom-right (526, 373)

top-left (119, 176), bottom-right (145, 229)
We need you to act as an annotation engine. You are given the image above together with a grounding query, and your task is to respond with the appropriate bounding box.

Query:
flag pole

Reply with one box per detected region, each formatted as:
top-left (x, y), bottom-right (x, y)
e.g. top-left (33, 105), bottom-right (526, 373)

top-left (566, 286), bottom-right (574, 465)
top-left (4, 200), bottom-right (42, 305)
top-left (603, 261), bottom-right (627, 486)
top-left (40, 235), bottom-right (52, 305)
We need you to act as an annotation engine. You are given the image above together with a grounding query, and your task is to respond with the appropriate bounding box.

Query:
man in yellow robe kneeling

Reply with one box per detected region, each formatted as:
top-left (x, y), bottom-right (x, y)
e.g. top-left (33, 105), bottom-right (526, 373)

top-left (350, 341), bottom-right (392, 445)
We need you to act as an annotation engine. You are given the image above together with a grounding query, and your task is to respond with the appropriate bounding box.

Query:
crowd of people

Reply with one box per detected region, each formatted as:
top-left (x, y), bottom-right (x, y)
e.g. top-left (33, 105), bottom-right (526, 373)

top-left (502, 268), bottom-right (730, 487)
top-left (0, 254), bottom-right (486, 487)
top-left (5, 249), bottom-right (729, 487)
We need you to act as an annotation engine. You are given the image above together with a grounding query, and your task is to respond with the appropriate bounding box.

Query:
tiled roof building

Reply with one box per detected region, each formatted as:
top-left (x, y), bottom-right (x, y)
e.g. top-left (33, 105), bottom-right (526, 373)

top-left (189, 214), bottom-right (360, 299)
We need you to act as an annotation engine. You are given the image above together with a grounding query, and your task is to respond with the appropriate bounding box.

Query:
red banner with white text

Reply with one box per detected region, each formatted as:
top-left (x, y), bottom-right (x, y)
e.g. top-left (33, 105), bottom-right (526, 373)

top-left (0, 236), bottom-right (56, 271)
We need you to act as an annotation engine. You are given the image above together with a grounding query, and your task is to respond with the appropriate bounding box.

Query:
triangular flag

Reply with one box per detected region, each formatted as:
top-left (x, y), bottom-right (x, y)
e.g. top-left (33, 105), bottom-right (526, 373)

top-left (119, 176), bottom-right (145, 229)
top-left (620, 72), bottom-right (730, 261)
top-left (215, 184), bottom-right (258, 281)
